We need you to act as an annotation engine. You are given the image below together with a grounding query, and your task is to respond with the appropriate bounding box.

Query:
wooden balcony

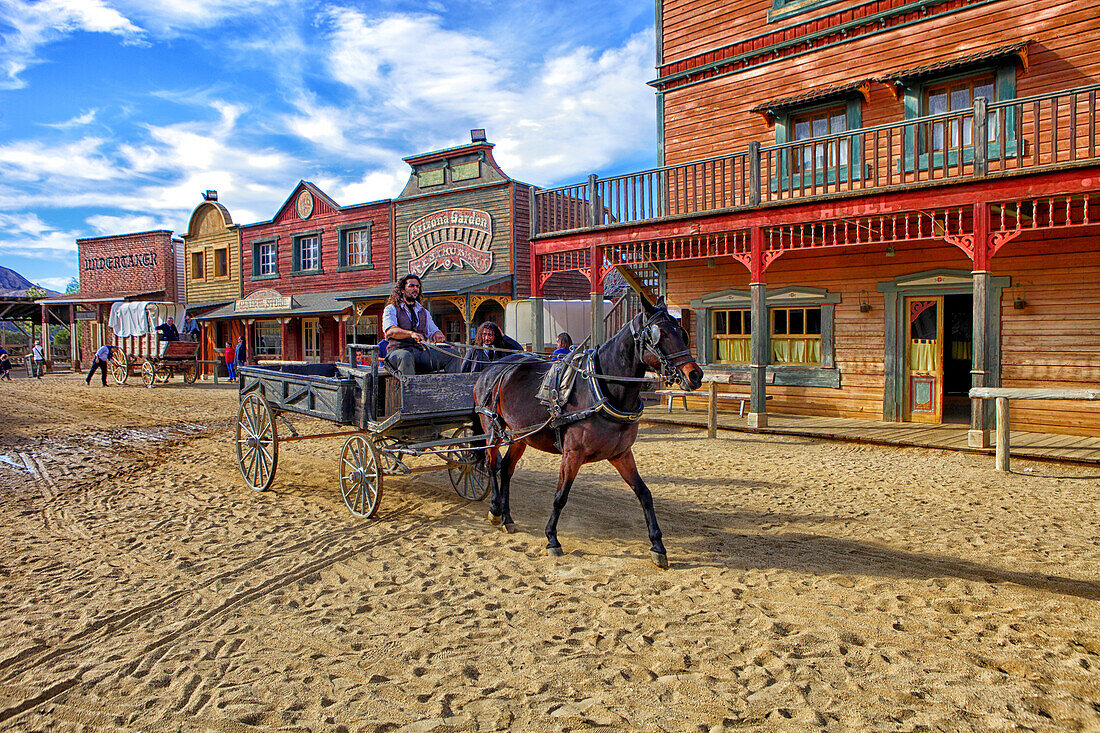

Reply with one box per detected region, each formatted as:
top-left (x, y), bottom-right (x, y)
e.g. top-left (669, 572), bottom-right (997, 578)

top-left (534, 83), bottom-right (1100, 238)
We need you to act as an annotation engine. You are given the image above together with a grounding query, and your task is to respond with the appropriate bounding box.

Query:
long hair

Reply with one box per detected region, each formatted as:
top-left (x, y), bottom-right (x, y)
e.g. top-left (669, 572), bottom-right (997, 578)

top-left (388, 273), bottom-right (422, 307)
top-left (476, 321), bottom-right (505, 348)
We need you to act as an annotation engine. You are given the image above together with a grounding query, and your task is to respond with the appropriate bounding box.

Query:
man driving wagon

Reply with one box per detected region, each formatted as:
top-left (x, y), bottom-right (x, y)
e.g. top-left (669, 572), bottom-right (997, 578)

top-left (382, 274), bottom-right (460, 376)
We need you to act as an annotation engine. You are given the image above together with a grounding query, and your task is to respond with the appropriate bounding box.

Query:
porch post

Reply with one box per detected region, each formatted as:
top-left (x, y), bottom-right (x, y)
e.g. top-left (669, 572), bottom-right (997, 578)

top-left (40, 303), bottom-right (50, 362)
top-left (69, 304), bottom-right (78, 370)
top-left (969, 202), bottom-right (992, 448)
top-left (531, 296), bottom-right (544, 354)
top-left (589, 237), bottom-right (604, 344)
top-left (337, 315), bottom-right (347, 360)
top-left (747, 226), bottom-right (768, 428)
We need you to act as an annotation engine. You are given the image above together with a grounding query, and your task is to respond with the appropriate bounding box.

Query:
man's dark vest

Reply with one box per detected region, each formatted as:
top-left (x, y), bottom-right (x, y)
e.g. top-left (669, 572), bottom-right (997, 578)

top-left (386, 302), bottom-right (429, 352)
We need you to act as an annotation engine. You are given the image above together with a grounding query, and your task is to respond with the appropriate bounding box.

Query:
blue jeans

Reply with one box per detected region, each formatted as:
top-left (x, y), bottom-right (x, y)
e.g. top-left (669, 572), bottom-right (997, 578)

top-left (226, 361), bottom-right (236, 380)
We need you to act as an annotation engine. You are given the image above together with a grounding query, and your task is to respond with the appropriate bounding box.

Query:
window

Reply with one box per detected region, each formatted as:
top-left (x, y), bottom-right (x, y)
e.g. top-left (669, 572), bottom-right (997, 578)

top-left (253, 320), bottom-right (281, 357)
top-left (213, 248), bottom-right (228, 278)
top-left (922, 75), bottom-right (996, 154)
top-left (253, 240), bottom-right (277, 277)
top-left (771, 307), bottom-right (821, 365)
top-left (190, 251), bottom-right (204, 280)
top-left (768, 0), bottom-right (846, 22)
top-left (295, 235), bottom-right (319, 272)
top-left (347, 315), bottom-right (379, 346)
top-left (345, 229), bottom-right (370, 267)
top-left (417, 168), bottom-right (444, 187)
top-left (774, 97), bottom-right (862, 189)
top-left (712, 309), bottom-right (750, 364)
top-left (302, 318), bottom-right (320, 361)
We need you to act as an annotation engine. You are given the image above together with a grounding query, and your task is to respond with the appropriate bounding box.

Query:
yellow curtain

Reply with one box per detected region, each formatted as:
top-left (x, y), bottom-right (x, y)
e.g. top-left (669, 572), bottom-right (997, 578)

top-left (772, 340), bottom-right (790, 363)
top-left (772, 338), bottom-right (821, 365)
top-left (716, 338), bottom-right (750, 364)
top-left (950, 341), bottom-right (971, 360)
top-left (909, 340), bottom-right (937, 372)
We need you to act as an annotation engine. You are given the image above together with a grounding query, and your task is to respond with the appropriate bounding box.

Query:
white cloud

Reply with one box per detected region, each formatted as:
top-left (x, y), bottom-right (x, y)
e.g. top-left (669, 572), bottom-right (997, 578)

top-left (43, 109), bottom-right (98, 129)
top-left (317, 10), bottom-right (656, 183)
top-left (0, 137), bottom-right (120, 182)
top-left (0, 0), bottom-right (144, 89)
top-left (85, 214), bottom-right (163, 235)
top-left (36, 276), bottom-right (73, 290)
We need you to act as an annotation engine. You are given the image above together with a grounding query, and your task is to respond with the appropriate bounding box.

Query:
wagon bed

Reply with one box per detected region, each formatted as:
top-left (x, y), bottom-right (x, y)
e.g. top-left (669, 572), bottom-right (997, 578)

top-left (235, 356), bottom-right (488, 518)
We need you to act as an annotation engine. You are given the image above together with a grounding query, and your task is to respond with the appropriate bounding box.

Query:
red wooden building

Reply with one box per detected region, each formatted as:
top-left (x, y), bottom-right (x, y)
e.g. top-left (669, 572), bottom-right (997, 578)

top-left (199, 181), bottom-right (391, 363)
top-left (531, 0), bottom-right (1100, 438)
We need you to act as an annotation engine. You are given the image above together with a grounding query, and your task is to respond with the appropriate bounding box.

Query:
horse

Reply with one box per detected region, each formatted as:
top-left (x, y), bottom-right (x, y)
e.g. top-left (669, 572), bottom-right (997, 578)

top-left (474, 297), bottom-right (704, 568)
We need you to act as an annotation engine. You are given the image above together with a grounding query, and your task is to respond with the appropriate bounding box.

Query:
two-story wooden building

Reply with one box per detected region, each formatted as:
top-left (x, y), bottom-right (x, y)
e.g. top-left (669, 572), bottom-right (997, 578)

top-left (198, 181), bottom-right (392, 363)
top-left (181, 193), bottom-right (241, 373)
top-left (339, 135), bottom-right (590, 344)
top-left (531, 0), bottom-right (1100, 438)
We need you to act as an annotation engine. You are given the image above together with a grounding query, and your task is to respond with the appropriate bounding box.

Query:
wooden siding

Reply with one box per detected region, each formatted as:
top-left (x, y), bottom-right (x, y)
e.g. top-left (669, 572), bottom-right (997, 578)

top-left (514, 185), bottom-right (532, 298)
top-left (666, 228), bottom-right (1100, 436)
top-left (393, 184), bottom-right (515, 283)
top-left (239, 186), bottom-right (392, 297)
top-left (183, 203), bottom-right (240, 305)
top-left (662, 0), bottom-right (1100, 165)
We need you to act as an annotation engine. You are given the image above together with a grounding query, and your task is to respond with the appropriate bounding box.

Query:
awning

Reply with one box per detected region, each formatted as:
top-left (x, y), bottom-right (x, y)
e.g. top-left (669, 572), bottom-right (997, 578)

top-left (875, 41), bottom-right (1031, 94)
top-left (36, 289), bottom-right (164, 305)
top-left (337, 273), bottom-right (514, 302)
top-left (198, 290), bottom-right (356, 321)
top-left (750, 80), bottom-right (872, 123)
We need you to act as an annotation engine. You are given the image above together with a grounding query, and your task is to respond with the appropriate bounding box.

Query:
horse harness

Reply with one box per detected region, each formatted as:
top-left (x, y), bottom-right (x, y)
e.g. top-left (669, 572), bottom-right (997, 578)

top-left (478, 311), bottom-right (695, 452)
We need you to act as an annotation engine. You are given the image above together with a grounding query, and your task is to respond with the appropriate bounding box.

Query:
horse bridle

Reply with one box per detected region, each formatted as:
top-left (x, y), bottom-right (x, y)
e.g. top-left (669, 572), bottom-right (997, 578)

top-left (630, 311), bottom-right (695, 387)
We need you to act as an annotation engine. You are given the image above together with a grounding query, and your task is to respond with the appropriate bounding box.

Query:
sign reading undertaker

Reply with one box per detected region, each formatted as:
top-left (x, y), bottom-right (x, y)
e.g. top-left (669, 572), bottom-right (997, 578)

top-left (407, 208), bottom-right (493, 276)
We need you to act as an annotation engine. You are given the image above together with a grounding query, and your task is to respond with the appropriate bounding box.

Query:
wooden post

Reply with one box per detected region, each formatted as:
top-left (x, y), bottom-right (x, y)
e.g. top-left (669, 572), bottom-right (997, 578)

top-left (590, 293), bottom-right (604, 345)
top-left (748, 141), bottom-right (761, 207)
top-left (995, 396), bottom-right (1010, 471)
top-left (969, 203), bottom-right (992, 448)
top-left (707, 380), bottom-right (718, 439)
top-left (531, 296), bottom-right (544, 354)
top-left (973, 97), bottom-right (988, 177)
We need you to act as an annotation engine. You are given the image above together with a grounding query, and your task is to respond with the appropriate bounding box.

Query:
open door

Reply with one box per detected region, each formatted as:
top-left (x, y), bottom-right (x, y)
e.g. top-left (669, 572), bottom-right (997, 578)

top-left (905, 296), bottom-right (943, 423)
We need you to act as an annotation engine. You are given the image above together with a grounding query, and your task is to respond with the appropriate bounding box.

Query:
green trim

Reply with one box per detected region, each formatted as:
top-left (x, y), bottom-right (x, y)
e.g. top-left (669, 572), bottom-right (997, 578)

top-left (336, 220), bottom-right (373, 269)
top-left (250, 236), bottom-right (278, 278)
top-left (772, 97), bottom-right (863, 192)
top-left (335, 264), bottom-right (375, 273)
top-left (768, 0), bottom-right (848, 22)
top-left (249, 272), bottom-right (280, 282)
top-left (291, 230), bottom-right (322, 274)
top-left (656, 92), bottom-right (665, 168)
top-left (878, 269), bottom-right (1009, 422)
top-left (900, 63), bottom-right (1017, 173)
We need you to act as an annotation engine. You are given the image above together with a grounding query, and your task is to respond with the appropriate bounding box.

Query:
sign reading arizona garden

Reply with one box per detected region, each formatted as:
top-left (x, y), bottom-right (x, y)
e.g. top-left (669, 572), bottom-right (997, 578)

top-left (407, 208), bottom-right (494, 276)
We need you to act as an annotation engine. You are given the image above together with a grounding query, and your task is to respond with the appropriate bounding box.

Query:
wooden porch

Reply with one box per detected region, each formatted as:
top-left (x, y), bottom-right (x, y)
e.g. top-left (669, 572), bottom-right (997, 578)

top-left (641, 404), bottom-right (1100, 466)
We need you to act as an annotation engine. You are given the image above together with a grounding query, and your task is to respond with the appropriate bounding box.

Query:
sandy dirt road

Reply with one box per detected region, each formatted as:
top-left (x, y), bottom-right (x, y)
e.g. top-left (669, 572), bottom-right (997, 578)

top-left (0, 373), bottom-right (1097, 731)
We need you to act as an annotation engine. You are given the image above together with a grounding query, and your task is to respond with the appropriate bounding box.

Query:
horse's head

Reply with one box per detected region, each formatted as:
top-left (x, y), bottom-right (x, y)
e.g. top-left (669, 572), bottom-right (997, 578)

top-left (632, 296), bottom-right (704, 391)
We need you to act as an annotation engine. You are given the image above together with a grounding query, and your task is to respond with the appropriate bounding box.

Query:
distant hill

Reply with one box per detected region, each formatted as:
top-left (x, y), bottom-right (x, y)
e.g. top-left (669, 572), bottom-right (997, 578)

top-left (0, 266), bottom-right (59, 297)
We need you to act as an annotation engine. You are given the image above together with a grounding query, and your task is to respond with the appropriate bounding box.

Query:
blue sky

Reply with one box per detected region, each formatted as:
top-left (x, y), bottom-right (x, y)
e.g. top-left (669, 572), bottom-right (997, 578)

top-left (0, 0), bottom-right (659, 291)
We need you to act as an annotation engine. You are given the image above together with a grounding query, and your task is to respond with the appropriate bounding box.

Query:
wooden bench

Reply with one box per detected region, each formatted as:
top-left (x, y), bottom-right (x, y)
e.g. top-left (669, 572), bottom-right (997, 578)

top-left (654, 389), bottom-right (771, 417)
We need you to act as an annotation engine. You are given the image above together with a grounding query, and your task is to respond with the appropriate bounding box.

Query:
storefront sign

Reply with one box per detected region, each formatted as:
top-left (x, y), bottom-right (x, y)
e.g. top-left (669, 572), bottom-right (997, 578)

top-left (407, 208), bottom-right (493, 276)
top-left (235, 288), bottom-right (293, 313)
top-left (75, 310), bottom-right (98, 321)
top-left (82, 252), bottom-right (157, 271)
top-left (296, 190), bottom-right (314, 219)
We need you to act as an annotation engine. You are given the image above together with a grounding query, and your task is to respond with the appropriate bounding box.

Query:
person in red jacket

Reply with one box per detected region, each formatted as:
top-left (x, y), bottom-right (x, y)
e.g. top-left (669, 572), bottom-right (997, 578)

top-left (225, 341), bottom-right (237, 381)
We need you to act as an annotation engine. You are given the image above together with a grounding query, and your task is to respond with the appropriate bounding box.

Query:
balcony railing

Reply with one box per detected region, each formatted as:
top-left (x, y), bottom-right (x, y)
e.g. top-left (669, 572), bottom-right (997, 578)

top-left (534, 83), bottom-right (1100, 236)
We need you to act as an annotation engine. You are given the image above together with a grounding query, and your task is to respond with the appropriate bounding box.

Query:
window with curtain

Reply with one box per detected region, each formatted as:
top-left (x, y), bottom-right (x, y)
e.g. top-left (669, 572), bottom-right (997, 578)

top-left (345, 229), bottom-right (371, 267)
top-left (712, 309), bottom-right (750, 364)
top-left (922, 75), bottom-right (995, 154)
top-left (771, 307), bottom-right (821, 365)
top-left (791, 105), bottom-right (847, 174)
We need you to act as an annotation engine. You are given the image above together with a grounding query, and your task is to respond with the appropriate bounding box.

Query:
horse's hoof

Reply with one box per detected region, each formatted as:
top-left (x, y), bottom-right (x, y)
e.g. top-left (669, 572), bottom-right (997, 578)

top-left (503, 522), bottom-right (517, 534)
top-left (547, 546), bottom-right (564, 557)
top-left (651, 551), bottom-right (669, 569)
top-left (488, 511), bottom-right (502, 526)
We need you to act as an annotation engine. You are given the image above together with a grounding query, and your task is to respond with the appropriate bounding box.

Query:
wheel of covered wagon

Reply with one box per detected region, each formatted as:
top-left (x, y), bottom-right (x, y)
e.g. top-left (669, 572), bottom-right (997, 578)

top-left (236, 392), bottom-right (279, 492)
top-left (109, 349), bottom-right (129, 385)
top-left (182, 363), bottom-right (198, 384)
top-left (157, 366), bottom-right (171, 383)
top-left (140, 360), bottom-right (157, 388)
top-left (340, 435), bottom-right (383, 518)
top-left (446, 425), bottom-right (490, 502)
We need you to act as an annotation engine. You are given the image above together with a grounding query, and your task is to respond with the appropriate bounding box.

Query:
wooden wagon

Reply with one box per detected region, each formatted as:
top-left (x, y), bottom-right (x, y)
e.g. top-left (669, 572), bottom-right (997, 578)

top-left (235, 347), bottom-right (489, 518)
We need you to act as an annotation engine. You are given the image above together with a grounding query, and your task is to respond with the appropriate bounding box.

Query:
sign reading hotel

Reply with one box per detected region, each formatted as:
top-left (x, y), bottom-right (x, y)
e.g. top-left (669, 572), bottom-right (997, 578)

top-left (235, 288), bottom-right (293, 313)
top-left (407, 208), bottom-right (493, 276)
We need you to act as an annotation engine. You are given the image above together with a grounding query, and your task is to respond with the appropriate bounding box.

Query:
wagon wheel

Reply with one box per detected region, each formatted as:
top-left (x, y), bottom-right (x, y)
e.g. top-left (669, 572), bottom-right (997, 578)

top-left (446, 426), bottom-right (490, 502)
top-left (158, 366), bottom-right (171, 383)
top-left (140, 360), bottom-right (157, 388)
top-left (109, 350), bottom-right (129, 385)
top-left (236, 393), bottom-right (279, 492)
top-left (182, 363), bottom-right (198, 384)
top-left (340, 435), bottom-right (382, 518)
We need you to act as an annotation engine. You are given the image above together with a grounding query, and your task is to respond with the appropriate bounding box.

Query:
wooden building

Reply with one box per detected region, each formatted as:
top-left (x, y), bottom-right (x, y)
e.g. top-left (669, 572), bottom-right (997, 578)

top-left (41, 230), bottom-right (183, 369)
top-left (530, 0), bottom-right (1100, 437)
top-left (198, 181), bottom-right (391, 363)
top-left (340, 134), bottom-right (589, 345)
top-left (181, 193), bottom-right (241, 373)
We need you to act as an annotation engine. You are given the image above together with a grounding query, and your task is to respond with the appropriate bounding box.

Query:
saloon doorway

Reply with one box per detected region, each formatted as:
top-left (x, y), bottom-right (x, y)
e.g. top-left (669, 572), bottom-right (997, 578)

top-left (904, 294), bottom-right (972, 423)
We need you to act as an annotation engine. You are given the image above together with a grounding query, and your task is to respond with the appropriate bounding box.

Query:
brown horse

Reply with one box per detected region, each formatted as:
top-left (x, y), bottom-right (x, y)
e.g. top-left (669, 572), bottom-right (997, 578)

top-left (474, 297), bottom-right (703, 568)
